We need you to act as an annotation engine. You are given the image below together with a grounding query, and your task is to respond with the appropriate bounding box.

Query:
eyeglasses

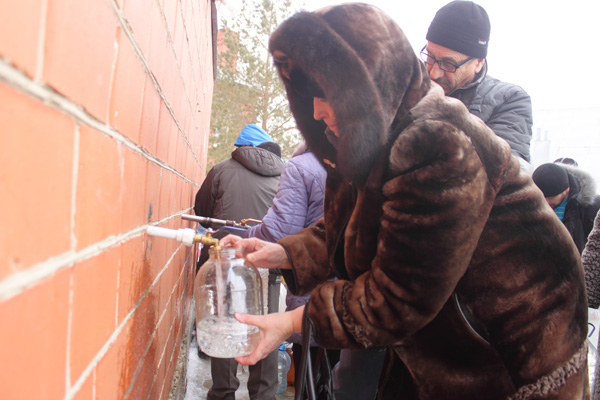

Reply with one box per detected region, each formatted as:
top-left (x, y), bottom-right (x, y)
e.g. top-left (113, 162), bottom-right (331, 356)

top-left (419, 46), bottom-right (473, 73)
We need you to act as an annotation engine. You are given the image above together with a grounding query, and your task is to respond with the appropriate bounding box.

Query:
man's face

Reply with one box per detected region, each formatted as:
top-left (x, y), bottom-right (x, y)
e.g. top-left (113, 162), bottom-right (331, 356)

top-left (313, 97), bottom-right (338, 137)
top-left (423, 42), bottom-right (485, 95)
top-left (545, 188), bottom-right (570, 209)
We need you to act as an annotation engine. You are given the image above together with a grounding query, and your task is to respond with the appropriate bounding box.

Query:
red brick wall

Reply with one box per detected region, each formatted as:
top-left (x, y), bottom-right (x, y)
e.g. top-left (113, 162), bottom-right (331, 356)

top-left (0, 0), bottom-right (214, 398)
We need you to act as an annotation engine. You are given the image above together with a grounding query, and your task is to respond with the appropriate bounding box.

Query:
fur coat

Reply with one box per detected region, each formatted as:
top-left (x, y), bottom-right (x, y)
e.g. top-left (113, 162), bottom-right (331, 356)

top-left (561, 165), bottom-right (600, 254)
top-left (270, 4), bottom-right (589, 399)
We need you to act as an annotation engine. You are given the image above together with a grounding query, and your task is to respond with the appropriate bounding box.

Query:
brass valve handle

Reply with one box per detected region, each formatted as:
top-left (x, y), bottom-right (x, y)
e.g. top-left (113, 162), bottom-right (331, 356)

top-left (193, 231), bottom-right (220, 250)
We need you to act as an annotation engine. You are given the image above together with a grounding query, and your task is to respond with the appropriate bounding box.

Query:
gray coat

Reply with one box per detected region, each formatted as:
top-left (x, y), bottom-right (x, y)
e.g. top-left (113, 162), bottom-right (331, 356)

top-left (194, 146), bottom-right (284, 234)
top-left (450, 63), bottom-right (533, 162)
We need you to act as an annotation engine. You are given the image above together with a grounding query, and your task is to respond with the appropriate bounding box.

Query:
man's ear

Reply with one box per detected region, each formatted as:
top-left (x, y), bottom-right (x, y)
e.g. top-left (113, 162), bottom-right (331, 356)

top-left (474, 58), bottom-right (485, 74)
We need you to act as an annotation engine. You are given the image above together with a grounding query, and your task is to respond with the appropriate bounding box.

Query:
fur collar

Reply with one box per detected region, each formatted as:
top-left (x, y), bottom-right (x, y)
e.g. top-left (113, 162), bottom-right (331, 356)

top-left (563, 164), bottom-right (598, 206)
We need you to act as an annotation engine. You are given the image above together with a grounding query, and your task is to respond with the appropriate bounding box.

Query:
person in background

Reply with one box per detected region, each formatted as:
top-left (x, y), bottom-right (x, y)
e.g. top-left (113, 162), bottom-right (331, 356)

top-left (421, 1), bottom-right (533, 173)
top-left (245, 141), bottom-right (340, 391)
top-left (532, 162), bottom-right (600, 253)
top-left (222, 4), bottom-right (589, 399)
top-left (555, 157), bottom-right (579, 167)
top-left (194, 123), bottom-right (284, 400)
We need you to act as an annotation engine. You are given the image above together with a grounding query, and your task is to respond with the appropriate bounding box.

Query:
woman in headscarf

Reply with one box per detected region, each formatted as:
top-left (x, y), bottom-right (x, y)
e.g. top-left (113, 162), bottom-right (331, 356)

top-left (223, 4), bottom-right (589, 399)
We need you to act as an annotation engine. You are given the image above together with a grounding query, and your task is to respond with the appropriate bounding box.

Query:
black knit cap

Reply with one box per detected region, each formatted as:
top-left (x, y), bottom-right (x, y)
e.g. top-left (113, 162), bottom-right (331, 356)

top-left (426, 1), bottom-right (490, 59)
top-left (257, 141), bottom-right (282, 158)
top-left (532, 163), bottom-right (570, 198)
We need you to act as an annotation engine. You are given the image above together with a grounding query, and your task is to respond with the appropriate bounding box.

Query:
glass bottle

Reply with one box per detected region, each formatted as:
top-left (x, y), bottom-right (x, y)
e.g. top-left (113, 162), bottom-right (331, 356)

top-left (194, 246), bottom-right (263, 358)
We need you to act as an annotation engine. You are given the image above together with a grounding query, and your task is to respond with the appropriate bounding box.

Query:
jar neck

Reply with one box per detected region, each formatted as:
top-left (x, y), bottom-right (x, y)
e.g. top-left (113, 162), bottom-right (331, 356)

top-left (208, 247), bottom-right (241, 260)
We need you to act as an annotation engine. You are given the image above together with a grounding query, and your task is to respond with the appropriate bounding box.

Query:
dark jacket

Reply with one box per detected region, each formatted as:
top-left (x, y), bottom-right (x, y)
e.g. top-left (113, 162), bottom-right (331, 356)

top-left (269, 4), bottom-right (588, 399)
top-left (450, 63), bottom-right (533, 162)
top-left (194, 146), bottom-right (284, 234)
top-left (562, 165), bottom-right (600, 253)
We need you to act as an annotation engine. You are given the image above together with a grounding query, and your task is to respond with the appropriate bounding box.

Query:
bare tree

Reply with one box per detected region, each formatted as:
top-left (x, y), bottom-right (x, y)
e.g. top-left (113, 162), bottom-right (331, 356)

top-left (208, 0), bottom-right (301, 168)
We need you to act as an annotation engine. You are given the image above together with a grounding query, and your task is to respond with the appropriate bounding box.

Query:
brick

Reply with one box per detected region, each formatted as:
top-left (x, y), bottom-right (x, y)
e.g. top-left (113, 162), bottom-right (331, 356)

top-left (173, 10), bottom-right (186, 64)
top-left (122, 0), bottom-right (153, 57)
top-left (43, 0), bottom-right (117, 121)
top-left (171, 76), bottom-right (185, 125)
top-left (74, 126), bottom-right (122, 250)
top-left (120, 150), bottom-right (148, 233)
top-left (118, 236), bottom-right (151, 324)
top-left (157, 170), bottom-right (172, 221)
top-left (0, 268), bottom-right (70, 399)
top-left (0, 84), bottom-right (75, 277)
top-left (161, 51), bottom-right (178, 103)
top-left (163, 0), bottom-right (178, 40)
top-left (167, 127), bottom-right (179, 170)
top-left (109, 28), bottom-right (146, 143)
top-left (127, 352), bottom-right (153, 400)
top-left (144, 162), bottom-right (162, 223)
top-left (147, 3), bottom-right (168, 88)
top-left (70, 247), bottom-right (120, 383)
top-left (156, 103), bottom-right (172, 163)
top-left (0, 0), bottom-right (44, 77)
top-left (174, 135), bottom-right (184, 176)
top-left (147, 278), bottom-right (162, 331)
top-left (160, 336), bottom-right (177, 398)
top-left (139, 77), bottom-right (160, 156)
top-left (95, 317), bottom-right (133, 400)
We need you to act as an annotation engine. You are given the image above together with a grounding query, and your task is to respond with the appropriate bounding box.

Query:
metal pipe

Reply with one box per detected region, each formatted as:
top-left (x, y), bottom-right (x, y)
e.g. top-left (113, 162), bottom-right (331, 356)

top-left (182, 214), bottom-right (255, 230)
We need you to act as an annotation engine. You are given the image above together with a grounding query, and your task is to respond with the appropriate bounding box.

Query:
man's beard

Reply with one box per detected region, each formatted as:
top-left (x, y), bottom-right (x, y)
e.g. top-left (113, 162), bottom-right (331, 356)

top-left (433, 78), bottom-right (452, 95)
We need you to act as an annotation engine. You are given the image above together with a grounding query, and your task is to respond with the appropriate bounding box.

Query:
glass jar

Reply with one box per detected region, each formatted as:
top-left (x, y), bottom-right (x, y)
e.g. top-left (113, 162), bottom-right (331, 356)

top-left (194, 247), bottom-right (263, 358)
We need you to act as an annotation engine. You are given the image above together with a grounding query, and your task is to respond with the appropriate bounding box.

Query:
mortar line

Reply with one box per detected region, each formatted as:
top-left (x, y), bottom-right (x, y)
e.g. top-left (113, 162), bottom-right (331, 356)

top-left (0, 208), bottom-right (193, 302)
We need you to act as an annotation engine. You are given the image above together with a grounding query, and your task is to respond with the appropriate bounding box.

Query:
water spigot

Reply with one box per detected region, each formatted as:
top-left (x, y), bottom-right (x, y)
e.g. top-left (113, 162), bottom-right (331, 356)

top-left (146, 226), bottom-right (219, 248)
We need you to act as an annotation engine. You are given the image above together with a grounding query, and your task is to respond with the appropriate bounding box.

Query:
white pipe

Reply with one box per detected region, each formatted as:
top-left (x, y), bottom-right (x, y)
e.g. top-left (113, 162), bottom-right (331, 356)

top-left (146, 226), bottom-right (196, 246)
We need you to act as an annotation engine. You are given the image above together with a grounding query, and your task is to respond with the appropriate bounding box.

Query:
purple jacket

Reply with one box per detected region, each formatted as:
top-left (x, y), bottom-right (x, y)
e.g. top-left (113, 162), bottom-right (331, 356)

top-left (245, 150), bottom-right (326, 242)
top-left (245, 150), bottom-right (326, 343)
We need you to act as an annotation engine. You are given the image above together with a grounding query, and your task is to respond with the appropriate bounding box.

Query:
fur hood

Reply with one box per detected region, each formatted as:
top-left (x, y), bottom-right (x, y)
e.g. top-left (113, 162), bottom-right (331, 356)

top-left (562, 164), bottom-right (598, 206)
top-left (268, 3), bottom-right (430, 187)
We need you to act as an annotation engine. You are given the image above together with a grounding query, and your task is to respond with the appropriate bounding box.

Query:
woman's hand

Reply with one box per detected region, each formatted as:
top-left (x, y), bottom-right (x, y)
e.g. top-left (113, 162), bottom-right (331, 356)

top-left (220, 235), bottom-right (291, 269)
top-left (234, 306), bottom-right (304, 365)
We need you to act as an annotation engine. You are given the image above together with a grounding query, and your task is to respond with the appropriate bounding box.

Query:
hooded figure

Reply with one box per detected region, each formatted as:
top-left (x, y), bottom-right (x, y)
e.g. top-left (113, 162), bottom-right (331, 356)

top-left (265, 4), bottom-right (588, 400)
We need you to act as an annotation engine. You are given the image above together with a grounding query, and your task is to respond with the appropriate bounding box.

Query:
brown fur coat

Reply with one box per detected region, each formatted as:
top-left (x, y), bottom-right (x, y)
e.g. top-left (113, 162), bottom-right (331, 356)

top-left (270, 4), bottom-right (589, 399)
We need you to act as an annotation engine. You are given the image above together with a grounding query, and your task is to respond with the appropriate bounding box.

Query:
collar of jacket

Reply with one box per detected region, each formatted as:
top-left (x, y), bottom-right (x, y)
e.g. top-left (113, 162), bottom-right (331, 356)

top-left (231, 146), bottom-right (284, 177)
top-left (449, 60), bottom-right (488, 97)
top-left (563, 164), bottom-right (598, 206)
